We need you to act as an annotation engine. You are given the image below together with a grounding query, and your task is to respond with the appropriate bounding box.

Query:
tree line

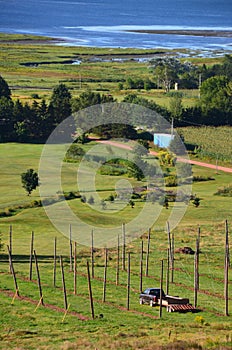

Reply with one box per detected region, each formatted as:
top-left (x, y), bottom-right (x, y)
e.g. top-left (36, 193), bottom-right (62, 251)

top-left (0, 55), bottom-right (231, 143)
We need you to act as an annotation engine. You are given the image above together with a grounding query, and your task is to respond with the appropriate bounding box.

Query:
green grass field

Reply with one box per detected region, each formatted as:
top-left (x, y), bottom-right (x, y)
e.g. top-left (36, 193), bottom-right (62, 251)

top-left (0, 34), bottom-right (231, 349)
top-left (0, 142), bottom-right (231, 350)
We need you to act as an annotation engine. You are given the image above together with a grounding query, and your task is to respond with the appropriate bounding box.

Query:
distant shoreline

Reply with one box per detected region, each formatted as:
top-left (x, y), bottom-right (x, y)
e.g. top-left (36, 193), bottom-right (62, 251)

top-left (125, 29), bottom-right (232, 37)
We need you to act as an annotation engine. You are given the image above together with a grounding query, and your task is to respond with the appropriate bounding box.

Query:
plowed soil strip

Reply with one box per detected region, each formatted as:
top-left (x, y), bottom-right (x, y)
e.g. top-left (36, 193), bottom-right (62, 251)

top-left (0, 288), bottom-right (89, 321)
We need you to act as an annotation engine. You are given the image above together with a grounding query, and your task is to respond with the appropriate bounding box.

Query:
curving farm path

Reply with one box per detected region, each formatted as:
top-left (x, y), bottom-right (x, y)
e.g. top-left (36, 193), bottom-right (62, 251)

top-left (98, 140), bottom-right (232, 174)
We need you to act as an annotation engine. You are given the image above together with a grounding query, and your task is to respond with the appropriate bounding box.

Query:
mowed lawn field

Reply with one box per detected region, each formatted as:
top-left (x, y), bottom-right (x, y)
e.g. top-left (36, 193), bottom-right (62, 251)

top-left (0, 142), bottom-right (231, 350)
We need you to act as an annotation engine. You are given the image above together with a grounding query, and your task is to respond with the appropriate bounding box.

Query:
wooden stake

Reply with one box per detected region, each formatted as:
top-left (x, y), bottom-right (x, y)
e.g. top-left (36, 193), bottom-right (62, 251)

top-left (60, 255), bottom-right (68, 310)
top-left (103, 248), bottom-right (108, 302)
top-left (159, 260), bottom-right (164, 318)
top-left (145, 229), bottom-right (151, 277)
top-left (140, 240), bottom-right (143, 293)
top-left (7, 245), bottom-right (19, 297)
top-left (127, 252), bottom-right (131, 311)
top-left (141, 239), bottom-right (144, 261)
top-left (197, 226), bottom-right (201, 290)
top-left (122, 223), bottom-right (126, 271)
top-left (9, 225), bottom-right (12, 273)
top-left (225, 220), bottom-right (229, 316)
top-left (74, 241), bottom-right (77, 295)
top-left (167, 222), bottom-right (174, 283)
top-left (167, 222), bottom-right (172, 257)
top-left (69, 225), bottom-right (73, 272)
top-left (34, 250), bottom-right (44, 306)
top-left (9, 225), bottom-right (12, 254)
top-left (87, 260), bottom-right (94, 319)
top-left (171, 231), bottom-right (174, 283)
top-left (91, 230), bottom-right (94, 278)
top-left (194, 239), bottom-right (198, 308)
top-left (29, 231), bottom-right (34, 281)
top-left (140, 257), bottom-right (143, 294)
top-left (166, 249), bottom-right (170, 295)
top-left (116, 235), bottom-right (120, 285)
top-left (53, 237), bottom-right (57, 288)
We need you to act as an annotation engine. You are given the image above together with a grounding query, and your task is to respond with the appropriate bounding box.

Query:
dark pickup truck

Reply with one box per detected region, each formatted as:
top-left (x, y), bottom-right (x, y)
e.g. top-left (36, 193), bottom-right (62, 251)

top-left (139, 288), bottom-right (194, 312)
top-left (139, 288), bottom-right (166, 307)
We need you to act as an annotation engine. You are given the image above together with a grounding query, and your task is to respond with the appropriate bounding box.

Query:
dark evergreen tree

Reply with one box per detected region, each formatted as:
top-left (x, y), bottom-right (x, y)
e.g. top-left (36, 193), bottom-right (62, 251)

top-left (0, 75), bottom-right (11, 99)
top-left (0, 97), bottom-right (14, 141)
top-left (49, 84), bottom-right (72, 125)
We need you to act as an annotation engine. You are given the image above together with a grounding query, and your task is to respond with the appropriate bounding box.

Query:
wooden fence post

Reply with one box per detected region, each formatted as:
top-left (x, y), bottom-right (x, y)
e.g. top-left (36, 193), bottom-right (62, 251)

top-left (53, 237), bottom-right (57, 288)
top-left (116, 235), bottom-right (120, 285)
top-left (9, 225), bottom-right (12, 273)
top-left (34, 250), bottom-right (44, 306)
top-left (29, 231), bottom-right (34, 281)
top-left (171, 231), bottom-right (174, 283)
top-left (194, 239), bottom-right (198, 308)
top-left (91, 230), bottom-right (94, 279)
top-left (166, 249), bottom-right (170, 295)
top-left (197, 226), bottom-right (200, 290)
top-left (60, 255), bottom-right (68, 310)
top-left (9, 225), bottom-right (12, 254)
top-left (141, 239), bottom-right (144, 261)
top-left (87, 261), bottom-right (94, 319)
top-left (103, 248), bottom-right (108, 302)
top-left (127, 252), bottom-right (131, 311)
top-left (7, 245), bottom-right (19, 297)
top-left (140, 240), bottom-right (143, 293)
top-left (74, 241), bottom-right (77, 295)
top-left (225, 220), bottom-right (229, 316)
top-left (145, 228), bottom-right (151, 277)
top-left (122, 223), bottom-right (126, 271)
top-left (167, 222), bottom-right (174, 283)
top-left (69, 225), bottom-right (73, 272)
top-left (159, 259), bottom-right (164, 319)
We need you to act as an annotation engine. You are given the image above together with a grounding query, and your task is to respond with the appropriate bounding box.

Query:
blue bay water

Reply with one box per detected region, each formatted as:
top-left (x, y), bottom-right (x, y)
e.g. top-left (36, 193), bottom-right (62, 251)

top-left (0, 0), bottom-right (231, 51)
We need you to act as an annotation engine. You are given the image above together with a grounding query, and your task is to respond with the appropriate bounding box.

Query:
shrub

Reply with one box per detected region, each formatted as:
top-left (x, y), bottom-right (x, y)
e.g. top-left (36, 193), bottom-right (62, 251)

top-left (99, 164), bottom-right (126, 176)
top-left (165, 175), bottom-right (178, 187)
top-left (88, 196), bottom-right (95, 205)
top-left (131, 192), bottom-right (141, 199)
top-left (193, 175), bottom-right (214, 182)
top-left (105, 194), bottom-right (115, 202)
top-left (81, 195), bottom-right (86, 203)
top-left (31, 93), bottom-right (40, 99)
top-left (65, 144), bottom-right (85, 161)
top-left (64, 191), bottom-right (81, 200)
top-left (192, 196), bottom-right (200, 207)
top-left (214, 184), bottom-right (232, 197)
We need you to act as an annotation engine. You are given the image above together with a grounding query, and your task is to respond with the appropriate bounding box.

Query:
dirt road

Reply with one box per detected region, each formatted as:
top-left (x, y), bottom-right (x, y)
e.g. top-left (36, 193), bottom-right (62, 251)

top-left (98, 140), bottom-right (232, 174)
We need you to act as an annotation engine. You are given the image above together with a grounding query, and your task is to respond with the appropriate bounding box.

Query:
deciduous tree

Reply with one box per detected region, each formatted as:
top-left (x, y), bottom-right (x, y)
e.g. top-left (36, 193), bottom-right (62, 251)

top-left (21, 169), bottom-right (39, 196)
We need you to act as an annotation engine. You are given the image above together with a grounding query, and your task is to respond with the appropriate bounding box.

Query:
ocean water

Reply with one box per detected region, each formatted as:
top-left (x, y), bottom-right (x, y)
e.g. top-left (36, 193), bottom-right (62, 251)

top-left (0, 0), bottom-right (231, 51)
